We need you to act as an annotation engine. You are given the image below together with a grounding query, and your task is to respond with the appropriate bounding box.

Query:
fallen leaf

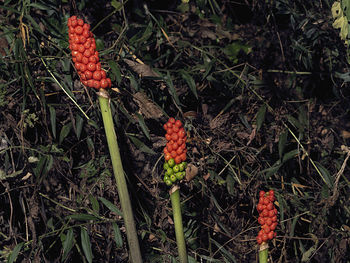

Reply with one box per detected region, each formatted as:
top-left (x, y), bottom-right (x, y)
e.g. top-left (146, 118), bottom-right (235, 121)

top-left (133, 92), bottom-right (164, 119)
top-left (185, 163), bottom-right (198, 181)
top-left (124, 59), bottom-right (160, 78)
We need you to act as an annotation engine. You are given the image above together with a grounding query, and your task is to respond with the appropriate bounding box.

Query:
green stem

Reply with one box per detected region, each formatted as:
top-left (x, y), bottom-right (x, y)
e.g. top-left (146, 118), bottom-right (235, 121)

top-left (170, 186), bottom-right (188, 263)
top-left (259, 243), bottom-right (268, 263)
top-left (98, 91), bottom-right (142, 263)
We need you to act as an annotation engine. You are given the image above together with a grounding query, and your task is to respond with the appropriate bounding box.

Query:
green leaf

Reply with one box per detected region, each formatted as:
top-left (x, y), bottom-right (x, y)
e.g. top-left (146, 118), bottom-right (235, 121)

top-left (128, 135), bottom-right (156, 155)
top-left (256, 104), bottom-right (266, 132)
top-left (108, 60), bottom-right (121, 84)
top-left (278, 130), bottom-right (288, 159)
top-left (111, 0), bottom-right (122, 11)
top-left (75, 113), bottom-right (84, 140)
top-left (59, 122), bottom-right (72, 144)
top-left (67, 213), bottom-right (99, 221)
top-left (314, 162), bottom-right (333, 187)
top-left (62, 228), bottom-right (74, 260)
top-left (89, 195), bottom-right (100, 215)
top-left (180, 70), bottom-right (198, 99)
top-left (7, 242), bottom-right (24, 263)
top-left (136, 113), bottom-right (150, 140)
top-left (48, 105), bottom-right (56, 139)
top-left (80, 227), bottom-right (93, 263)
top-left (112, 222), bottom-right (123, 248)
top-left (282, 149), bottom-right (299, 163)
top-left (342, 0), bottom-right (350, 18)
top-left (99, 197), bottom-right (123, 217)
top-left (165, 71), bottom-right (181, 106)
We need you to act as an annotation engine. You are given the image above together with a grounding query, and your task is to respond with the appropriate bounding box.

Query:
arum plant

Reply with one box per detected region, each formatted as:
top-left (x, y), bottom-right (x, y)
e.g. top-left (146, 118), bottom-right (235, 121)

top-left (162, 117), bottom-right (188, 263)
top-left (256, 190), bottom-right (278, 263)
top-left (67, 16), bottom-right (142, 263)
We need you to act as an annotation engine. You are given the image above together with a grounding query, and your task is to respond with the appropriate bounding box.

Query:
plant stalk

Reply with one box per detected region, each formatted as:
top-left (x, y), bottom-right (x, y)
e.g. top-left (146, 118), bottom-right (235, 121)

top-left (98, 91), bottom-right (142, 263)
top-left (170, 185), bottom-right (188, 263)
top-left (259, 243), bottom-right (268, 263)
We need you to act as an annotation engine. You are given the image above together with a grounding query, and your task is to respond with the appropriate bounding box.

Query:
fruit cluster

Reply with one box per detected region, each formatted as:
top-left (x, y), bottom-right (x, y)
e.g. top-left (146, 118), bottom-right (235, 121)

top-left (162, 118), bottom-right (188, 186)
top-left (67, 16), bottom-right (111, 90)
top-left (256, 190), bottom-right (278, 245)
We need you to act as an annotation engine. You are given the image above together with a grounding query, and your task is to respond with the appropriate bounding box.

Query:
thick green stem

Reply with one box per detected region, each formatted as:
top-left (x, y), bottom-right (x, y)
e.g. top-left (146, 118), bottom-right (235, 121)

top-left (170, 186), bottom-right (188, 263)
top-left (98, 91), bottom-right (142, 263)
top-left (259, 243), bottom-right (268, 263)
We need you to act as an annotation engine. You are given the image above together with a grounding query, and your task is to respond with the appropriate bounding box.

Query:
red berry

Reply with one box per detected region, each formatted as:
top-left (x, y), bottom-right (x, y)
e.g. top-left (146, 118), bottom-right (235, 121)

top-left (165, 134), bottom-right (171, 141)
top-left (93, 80), bottom-right (100, 89)
top-left (171, 133), bottom-right (178, 141)
top-left (75, 26), bottom-right (83, 34)
top-left (93, 70), bottom-right (102, 80)
top-left (180, 152), bottom-right (186, 161)
top-left (84, 70), bottom-right (93, 80)
top-left (266, 203), bottom-right (273, 211)
top-left (107, 78), bottom-right (112, 88)
top-left (267, 231), bottom-right (274, 240)
top-left (257, 236), bottom-right (262, 245)
top-left (77, 19), bottom-right (84, 26)
top-left (101, 70), bottom-right (106, 79)
top-left (176, 147), bottom-right (183, 155)
top-left (167, 128), bottom-right (173, 135)
top-left (262, 234), bottom-right (268, 242)
top-left (175, 156), bottom-right (182, 164)
top-left (171, 151), bottom-right (177, 158)
top-left (169, 117), bottom-right (176, 124)
top-left (165, 153), bottom-right (171, 161)
top-left (178, 128), bottom-right (186, 138)
top-left (175, 120), bottom-right (182, 127)
top-left (100, 78), bottom-right (108, 89)
top-left (87, 62), bottom-right (96, 71)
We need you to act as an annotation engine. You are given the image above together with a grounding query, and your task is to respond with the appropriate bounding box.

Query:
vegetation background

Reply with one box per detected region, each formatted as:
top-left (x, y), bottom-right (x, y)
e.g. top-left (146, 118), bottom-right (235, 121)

top-left (1, 0), bottom-right (350, 262)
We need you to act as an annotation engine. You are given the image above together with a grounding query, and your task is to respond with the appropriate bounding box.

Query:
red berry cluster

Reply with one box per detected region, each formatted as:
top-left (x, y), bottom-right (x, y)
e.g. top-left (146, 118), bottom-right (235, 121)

top-left (163, 117), bottom-right (187, 164)
top-left (256, 190), bottom-right (278, 245)
top-left (67, 16), bottom-right (111, 90)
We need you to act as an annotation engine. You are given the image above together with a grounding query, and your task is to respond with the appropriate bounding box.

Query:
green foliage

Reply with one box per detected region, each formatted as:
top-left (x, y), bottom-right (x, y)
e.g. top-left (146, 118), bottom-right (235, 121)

top-left (1, 0), bottom-right (350, 262)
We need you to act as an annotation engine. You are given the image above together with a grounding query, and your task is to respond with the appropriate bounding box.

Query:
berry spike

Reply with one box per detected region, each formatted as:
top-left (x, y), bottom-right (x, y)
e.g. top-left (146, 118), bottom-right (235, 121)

top-left (162, 118), bottom-right (187, 186)
top-left (67, 16), bottom-right (111, 90)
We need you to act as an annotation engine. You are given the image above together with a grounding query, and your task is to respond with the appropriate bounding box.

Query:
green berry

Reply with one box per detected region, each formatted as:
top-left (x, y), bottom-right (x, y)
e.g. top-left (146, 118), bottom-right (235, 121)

top-left (164, 175), bottom-right (170, 182)
top-left (163, 162), bottom-right (170, 170)
top-left (168, 158), bottom-right (175, 168)
top-left (170, 174), bottom-right (177, 182)
top-left (165, 179), bottom-right (172, 186)
top-left (175, 172), bottom-right (183, 180)
top-left (179, 162), bottom-right (187, 171)
top-left (173, 164), bottom-right (180, 173)
top-left (166, 168), bottom-right (174, 176)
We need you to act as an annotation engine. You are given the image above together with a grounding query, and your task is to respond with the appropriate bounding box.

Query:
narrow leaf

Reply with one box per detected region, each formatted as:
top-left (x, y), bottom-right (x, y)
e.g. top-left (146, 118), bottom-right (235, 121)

top-left (136, 113), bottom-right (150, 140)
top-left (128, 135), bottom-right (156, 155)
top-left (59, 122), bottom-right (72, 144)
top-left (180, 70), bottom-right (198, 99)
top-left (7, 242), bottom-right (24, 263)
top-left (112, 222), bottom-right (123, 248)
top-left (67, 213), bottom-right (99, 221)
top-left (75, 113), bottom-right (84, 140)
top-left (108, 60), bottom-right (121, 84)
top-left (99, 197), bottom-right (123, 217)
top-left (49, 105), bottom-right (56, 139)
top-left (314, 162), bottom-right (333, 187)
top-left (89, 195), bottom-right (100, 215)
top-left (80, 227), bottom-right (93, 263)
top-left (278, 130), bottom-right (288, 159)
top-left (62, 228), bottom-right (74, 260)
top-left (256, 104), bottom-right (266, 131)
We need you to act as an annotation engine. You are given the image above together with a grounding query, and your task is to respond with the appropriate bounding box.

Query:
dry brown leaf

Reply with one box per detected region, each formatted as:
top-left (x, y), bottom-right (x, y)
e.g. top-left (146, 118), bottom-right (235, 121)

top-left (124, 59), bottom-right (160, 78)
top-left (185, 163), bottom-right (198, 181)
top-left (341, 130), bottom-right (350, 139)
top-left (133, 92), bottom-right (164, 119)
